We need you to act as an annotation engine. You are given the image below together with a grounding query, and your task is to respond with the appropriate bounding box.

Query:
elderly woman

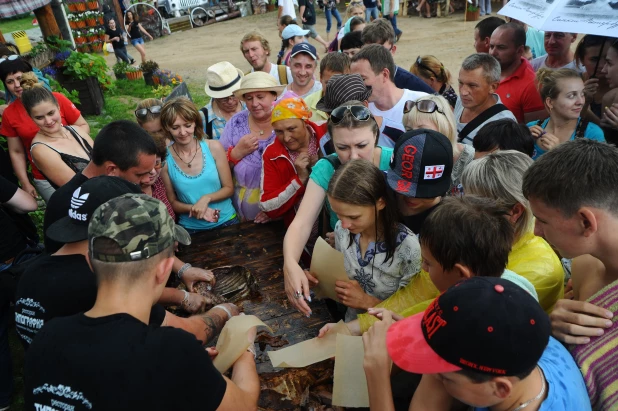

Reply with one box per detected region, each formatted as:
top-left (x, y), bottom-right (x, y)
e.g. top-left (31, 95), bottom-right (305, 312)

top-left (403, 94), bottom-right (474, 196)
top-left (0, 56), bottom-right (89, 202)
top-left (528, 68), bottom-right (605, 159)
top-left (220, 72), bottom-right (284, 222)
top-left (260, 98), bottom-right (320, 227)
top-left (202, 61), bottom-right (245, 140)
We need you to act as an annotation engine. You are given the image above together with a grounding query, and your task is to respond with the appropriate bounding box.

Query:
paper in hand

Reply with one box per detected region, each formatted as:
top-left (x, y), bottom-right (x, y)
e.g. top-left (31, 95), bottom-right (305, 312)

top-left (310, 236), bottom-right (349, 303)
top-left (268, 320), bottom-right (351, 368)
top-left (213, 315), bottom-right (271, 373)
top-left (332, 334), bottom-right (369, 408)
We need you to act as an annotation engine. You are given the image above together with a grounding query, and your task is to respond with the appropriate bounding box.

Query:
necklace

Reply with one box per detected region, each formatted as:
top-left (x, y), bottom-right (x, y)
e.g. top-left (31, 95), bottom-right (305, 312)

top-left (172, 139), bottom-right (199, 168)
top-left (249, 115), bottom-right (270, 136)
top-left (511, 367), bottom-right (546, 411)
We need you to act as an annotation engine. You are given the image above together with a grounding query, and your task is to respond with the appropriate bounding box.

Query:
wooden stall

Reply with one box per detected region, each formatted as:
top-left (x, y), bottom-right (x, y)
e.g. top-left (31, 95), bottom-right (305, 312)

top-left (177, 221), bottom-right (337, 410)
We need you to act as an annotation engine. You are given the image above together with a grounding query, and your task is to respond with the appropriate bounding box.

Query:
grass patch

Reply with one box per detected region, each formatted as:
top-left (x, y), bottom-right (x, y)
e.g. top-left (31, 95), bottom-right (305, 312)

top-left (0, 15), bottom-right (36, 36)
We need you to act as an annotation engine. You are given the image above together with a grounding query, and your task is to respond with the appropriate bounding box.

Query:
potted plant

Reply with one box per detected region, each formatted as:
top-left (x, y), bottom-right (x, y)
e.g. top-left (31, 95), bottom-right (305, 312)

top-left (139, 60), bottom-right (159, 86)
top-left (465, 2), bottom-right (480, 21)
top-left (97, 27), bottom-right (106, 41)
top-left (62, 52), bottom-right (111, 114)
top-left (90, 39), bottom-right (103, 53)
top-left (87, 0), bottom-right (99, 10)
top-left (66, 0), bottom-right (79, 12)
top-left (76, 43), bottom-right (90, 53)
top-left (97, 11), bottom-right (104, 25)
top-left (86, 27), bottom-right (98, 42)
top-left (75, 0), bottom-right (87, 12)
top-left (153, 84), bottom-right (172, 99)
top-left (77, 13), bottom-right (87, 28)
top-left (113, 61), bottom-right (130, 80)
top-left (74, 29), bottom-right (87, 44)
top-left (54, 50), bottom-right (72, 68)
top-left (125, 65), bottom-right (144, 81)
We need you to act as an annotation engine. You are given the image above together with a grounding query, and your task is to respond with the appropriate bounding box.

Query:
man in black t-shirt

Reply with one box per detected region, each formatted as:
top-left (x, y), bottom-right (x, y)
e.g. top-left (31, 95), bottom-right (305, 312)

top-left (104, 18), bottom-right (134, 64)
top-left (25, 194), bottom-right (260, 410)
top-left (386, 129), bottom-right (453, 234)
top-left (299, 0), bottom-right (330, 51)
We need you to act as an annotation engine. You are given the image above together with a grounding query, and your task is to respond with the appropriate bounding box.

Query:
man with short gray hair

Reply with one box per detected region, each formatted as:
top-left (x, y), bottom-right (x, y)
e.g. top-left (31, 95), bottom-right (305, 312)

top-left (455, 53), bottom-right (517, 145)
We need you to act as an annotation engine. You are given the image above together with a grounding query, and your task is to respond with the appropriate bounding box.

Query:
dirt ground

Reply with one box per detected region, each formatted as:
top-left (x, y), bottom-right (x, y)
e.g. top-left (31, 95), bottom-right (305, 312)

top-left (103, 8), bottom-right (487, 88)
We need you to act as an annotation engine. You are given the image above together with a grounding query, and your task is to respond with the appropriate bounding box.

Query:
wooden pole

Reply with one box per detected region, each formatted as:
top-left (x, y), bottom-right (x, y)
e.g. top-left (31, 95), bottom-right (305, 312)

top-left (33, 3), bottom-right (62, 39)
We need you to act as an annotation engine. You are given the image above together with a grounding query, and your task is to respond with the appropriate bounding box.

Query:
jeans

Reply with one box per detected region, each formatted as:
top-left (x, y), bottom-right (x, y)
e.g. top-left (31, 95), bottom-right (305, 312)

top-left (385, 14), bottom-right (402, 36)
top-left (324, 7), bottom-right (342, 33)
top-left (365, 6), bottom-right (379, 21)
top-left (479, 0), bottom-right (491, 15)
top-left (113, 46), bottom-right (132, 63)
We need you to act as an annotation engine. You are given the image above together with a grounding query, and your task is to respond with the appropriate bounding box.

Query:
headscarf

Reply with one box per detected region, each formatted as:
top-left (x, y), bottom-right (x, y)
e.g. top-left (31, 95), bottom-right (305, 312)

top-left (271, 97), bottom-right (312, 124)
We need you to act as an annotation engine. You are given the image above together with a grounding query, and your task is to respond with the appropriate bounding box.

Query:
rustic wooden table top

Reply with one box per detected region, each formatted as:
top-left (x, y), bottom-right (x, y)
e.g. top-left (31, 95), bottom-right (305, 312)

top-left (177, 221), bottom-right (336, 409)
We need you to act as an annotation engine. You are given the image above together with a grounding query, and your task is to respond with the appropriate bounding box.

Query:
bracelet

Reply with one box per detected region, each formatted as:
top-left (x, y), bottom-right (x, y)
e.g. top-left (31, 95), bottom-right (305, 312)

top-left (177, 263), bottom-right (192, 280)
top-left (180, 289), bottom-right (189, 308)
top-left (214, 304), bottom-right (233, 319)
top-left (226, 146), bottom-right (241, 165)
top-left (246, 343), bottom-right (257, 358)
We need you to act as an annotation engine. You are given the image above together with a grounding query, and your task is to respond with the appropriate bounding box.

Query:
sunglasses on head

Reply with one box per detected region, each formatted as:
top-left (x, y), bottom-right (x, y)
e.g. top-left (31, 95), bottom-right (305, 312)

top-left (403, 99), bottom-right (445, 116)
top-left (415, 56), bottom-right (439, 79)
top-left (330, 105), bottom-right (372, 124)
top-left (0, 55), bottom-right (19, 65)
top-left (135, 105), bottom-right (162, 119)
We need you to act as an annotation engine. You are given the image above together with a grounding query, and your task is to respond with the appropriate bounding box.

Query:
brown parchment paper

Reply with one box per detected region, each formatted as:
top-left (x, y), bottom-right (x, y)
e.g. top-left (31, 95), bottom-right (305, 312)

top-left (332, 334), bottom-right (370, 408)
top-left (267, 320), bottom-right (351, 368)
top-left (310, 236), bottom-right (349, 302)
top-left (213, 315), bottom-right (271, 373)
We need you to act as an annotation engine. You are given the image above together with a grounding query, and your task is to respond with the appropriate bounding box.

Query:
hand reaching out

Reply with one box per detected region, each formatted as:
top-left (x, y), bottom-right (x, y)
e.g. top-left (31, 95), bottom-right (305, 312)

top-left (181, 266), bottom-right (216, 292)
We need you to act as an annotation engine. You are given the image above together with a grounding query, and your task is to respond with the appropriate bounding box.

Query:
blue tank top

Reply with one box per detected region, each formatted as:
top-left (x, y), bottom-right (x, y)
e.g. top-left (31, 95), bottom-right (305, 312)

top-left (166, 140), bottom-right (236, 230)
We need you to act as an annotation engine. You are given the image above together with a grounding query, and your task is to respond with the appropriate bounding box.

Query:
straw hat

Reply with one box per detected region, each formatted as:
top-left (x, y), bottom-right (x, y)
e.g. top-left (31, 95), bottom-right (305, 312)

top-left (204, 61), bottom-right (244, 99)
top-left (233, 71), bottom-right (285, 101)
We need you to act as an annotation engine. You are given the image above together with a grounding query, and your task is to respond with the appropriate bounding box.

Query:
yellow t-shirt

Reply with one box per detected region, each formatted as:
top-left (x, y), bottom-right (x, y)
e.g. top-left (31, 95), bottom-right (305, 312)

top-left (303, 90), bottom-right (328, 123)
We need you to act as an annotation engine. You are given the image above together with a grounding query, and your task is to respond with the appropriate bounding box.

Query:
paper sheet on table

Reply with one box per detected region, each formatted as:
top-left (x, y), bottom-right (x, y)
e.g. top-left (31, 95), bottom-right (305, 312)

top-left (268, 320), bottom-right (351, 368)
top-left (213, 315), bottom-right (271, 373)
top-left (332, 334), bottom-right (369, 408)
top-left (310, 236), bottom-right (349, 303)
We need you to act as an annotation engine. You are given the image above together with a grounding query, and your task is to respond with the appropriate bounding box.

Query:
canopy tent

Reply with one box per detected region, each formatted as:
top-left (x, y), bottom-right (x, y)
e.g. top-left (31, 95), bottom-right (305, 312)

top-left (0, 0), bottom-right (51, 18)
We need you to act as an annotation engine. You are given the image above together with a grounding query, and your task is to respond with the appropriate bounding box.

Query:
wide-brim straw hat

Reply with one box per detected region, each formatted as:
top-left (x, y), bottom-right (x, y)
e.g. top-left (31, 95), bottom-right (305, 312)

top-left (205, 61), bottom-right (244, 99)
top-left (233, 71), bottom-right (285, 101)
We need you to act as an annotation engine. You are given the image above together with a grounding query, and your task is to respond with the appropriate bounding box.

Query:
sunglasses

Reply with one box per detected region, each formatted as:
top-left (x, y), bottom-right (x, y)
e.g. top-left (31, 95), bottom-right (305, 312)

top-left (403, 99), bottom-right (446, 116)
top-left (0, 55), bottom-right (19, 65)
top-left (135, 105), bottom-right (162, 119)
top-left (330, 105), bottom-right (372, 124)
top-left (154, 159), bottom-right (166, 170)
top-left (415, 56), bottom-right (439, 79)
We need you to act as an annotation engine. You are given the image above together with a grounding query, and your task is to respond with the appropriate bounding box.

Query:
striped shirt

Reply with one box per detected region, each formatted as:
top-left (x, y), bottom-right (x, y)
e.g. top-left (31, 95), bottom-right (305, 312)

top-left (569, 278), bottom-right (618, 410)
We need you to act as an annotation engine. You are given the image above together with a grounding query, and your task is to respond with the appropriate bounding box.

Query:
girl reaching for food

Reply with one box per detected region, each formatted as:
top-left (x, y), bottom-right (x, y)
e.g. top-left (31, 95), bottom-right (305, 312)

top-left (326, 159), bottom-right (421, 321)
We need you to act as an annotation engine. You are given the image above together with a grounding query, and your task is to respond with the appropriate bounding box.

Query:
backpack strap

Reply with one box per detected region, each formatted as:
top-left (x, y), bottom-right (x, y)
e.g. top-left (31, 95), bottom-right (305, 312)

top-left (277, 65), bottom-right (289, 86)
top-left (458, 103), bottom-right (509, 144)
top-left (200, 107), bottom-right (213, 139)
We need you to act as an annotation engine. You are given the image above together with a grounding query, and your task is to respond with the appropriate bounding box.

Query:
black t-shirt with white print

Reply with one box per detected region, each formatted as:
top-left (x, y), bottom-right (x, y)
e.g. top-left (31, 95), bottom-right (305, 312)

top-left (14, 253), bottom-right (166, 348)
top-left (25, 313), bottom-right (227, 411)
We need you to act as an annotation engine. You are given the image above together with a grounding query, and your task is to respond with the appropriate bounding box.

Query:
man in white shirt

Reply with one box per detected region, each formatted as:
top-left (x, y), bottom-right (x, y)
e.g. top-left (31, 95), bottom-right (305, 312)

top-left (351, 44), bottom-right (428, 148)
top-left (278, 0), bottom-right (296, 20)
top-left (455, 53), bottom-right (517, 145)
top-left (240, 31), bottom-right (293, 85)
top-left (281, 43), bottom-right (322, 99)
top-left (531, 32), bottom-right (584, 73)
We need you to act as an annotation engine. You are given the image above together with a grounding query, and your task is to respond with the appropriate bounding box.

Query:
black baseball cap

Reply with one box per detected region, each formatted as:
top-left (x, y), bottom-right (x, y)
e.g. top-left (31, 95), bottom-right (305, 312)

top-left (47, 176), bottom-right (142, 244)
top-left (386, 277), bottom-right (550, 376)
top-left (290, 42), bottom-right (318, 60)
top-left (387, 129), bottom-right (453, 198)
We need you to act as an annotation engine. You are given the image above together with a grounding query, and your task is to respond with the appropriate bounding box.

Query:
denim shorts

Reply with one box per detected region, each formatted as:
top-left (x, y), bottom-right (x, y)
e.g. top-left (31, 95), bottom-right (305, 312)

top-left (131, 37), bottom-right (144, 46)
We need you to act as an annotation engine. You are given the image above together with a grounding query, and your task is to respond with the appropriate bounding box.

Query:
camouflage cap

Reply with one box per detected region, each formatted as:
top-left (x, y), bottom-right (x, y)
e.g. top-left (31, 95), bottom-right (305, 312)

top-left (88, 193), bottom-right (191, 263)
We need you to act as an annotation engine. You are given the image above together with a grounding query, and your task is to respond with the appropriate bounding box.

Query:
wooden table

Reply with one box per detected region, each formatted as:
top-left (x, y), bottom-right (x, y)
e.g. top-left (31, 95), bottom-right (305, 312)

top-left (178, 221), bottom-right (336, 409)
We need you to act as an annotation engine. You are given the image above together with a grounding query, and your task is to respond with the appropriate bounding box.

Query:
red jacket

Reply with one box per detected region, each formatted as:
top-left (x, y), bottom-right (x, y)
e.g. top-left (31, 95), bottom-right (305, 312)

top-left (259, 122), bottom-right (322, 226)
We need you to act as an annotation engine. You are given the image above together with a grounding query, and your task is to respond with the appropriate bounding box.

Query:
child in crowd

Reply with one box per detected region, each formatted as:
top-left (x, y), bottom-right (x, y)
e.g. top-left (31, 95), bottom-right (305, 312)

top-left (159, 97), bottom-right (238, 232)
top-left (364, 276), bottom-right (590, 411)
top-left (135, 98), bottom-right (165, 135)
top-left (327, 159), bottom-right (421, 321)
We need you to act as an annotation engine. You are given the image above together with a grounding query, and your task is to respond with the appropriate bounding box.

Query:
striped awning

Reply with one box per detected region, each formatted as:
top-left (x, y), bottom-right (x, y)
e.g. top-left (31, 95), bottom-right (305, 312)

top-left (0, 0), bottom-right (52, 18)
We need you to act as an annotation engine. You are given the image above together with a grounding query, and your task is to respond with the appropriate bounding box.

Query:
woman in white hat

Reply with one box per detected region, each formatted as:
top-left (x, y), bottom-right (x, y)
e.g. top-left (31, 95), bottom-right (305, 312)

top-left (202, 61), bottom-right (245, 140)
top-left (279, 25), bottom-right (310, 67)
top-left (220, 71), bottom-right (284, 222)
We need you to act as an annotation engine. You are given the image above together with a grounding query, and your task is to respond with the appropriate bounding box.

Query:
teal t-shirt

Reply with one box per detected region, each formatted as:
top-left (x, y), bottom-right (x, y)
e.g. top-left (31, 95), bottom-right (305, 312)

top-left (528, 118), bottom-right (606, 160)
top-left (310, 146), bottom-right (394, 229)
top-left (475, 337), bottom-right (591, 411)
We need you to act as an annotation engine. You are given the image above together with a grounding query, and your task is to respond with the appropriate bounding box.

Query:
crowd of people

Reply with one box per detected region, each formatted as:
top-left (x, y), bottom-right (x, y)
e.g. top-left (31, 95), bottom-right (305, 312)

top-left (0, 9), bottom-right (618, 411)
